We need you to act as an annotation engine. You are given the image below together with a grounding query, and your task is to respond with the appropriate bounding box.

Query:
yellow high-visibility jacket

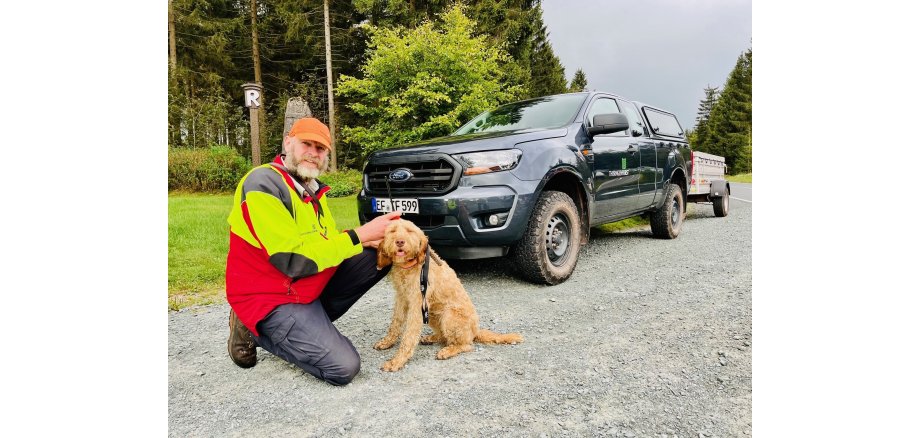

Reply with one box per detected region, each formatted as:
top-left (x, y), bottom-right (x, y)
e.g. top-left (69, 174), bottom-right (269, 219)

top-left (225, 156), bottom-right (361, 335)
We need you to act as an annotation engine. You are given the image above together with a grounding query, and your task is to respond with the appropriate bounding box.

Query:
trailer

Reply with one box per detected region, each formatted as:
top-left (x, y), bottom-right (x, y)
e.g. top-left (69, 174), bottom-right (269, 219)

top-left (686, 151), bottom-right (730, 217)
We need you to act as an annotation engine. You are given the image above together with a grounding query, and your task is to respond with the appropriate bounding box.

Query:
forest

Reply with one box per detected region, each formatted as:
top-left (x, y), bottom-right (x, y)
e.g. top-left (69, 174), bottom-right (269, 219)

top-left (168, 0), bottom-right (750, 183)
top-left (168, 0), bottom-right (586, 172)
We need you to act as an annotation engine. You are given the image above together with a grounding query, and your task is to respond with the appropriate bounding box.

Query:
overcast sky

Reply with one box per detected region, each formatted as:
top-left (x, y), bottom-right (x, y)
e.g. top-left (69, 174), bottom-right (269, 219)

top-left (541, 0), bottom-right (752, 131)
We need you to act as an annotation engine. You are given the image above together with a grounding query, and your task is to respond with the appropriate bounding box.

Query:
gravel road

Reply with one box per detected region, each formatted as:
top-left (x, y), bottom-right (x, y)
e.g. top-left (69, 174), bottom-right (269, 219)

top-left (169, 197), bottom-right (752, 437)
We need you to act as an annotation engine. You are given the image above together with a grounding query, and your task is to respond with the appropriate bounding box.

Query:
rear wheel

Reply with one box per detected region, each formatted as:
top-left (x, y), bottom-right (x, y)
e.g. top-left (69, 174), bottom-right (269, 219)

top-left (650, 183), bottom-right (684, 239)
top-left (713, 193), bottom-right (729, 217)
top-left (511, 191), bottom-right (582, 285)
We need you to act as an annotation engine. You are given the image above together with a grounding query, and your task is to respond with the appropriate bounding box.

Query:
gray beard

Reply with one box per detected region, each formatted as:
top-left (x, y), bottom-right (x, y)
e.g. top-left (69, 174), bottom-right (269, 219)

top-left (283, 155), bottom-right (322, 181)
top-left (293, 165), bottom-right (320, 181)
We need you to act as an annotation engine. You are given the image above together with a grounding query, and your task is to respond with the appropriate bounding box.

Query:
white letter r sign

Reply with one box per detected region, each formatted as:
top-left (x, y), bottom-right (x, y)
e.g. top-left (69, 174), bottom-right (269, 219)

top-left (244, 89), bottom-right (261, 108)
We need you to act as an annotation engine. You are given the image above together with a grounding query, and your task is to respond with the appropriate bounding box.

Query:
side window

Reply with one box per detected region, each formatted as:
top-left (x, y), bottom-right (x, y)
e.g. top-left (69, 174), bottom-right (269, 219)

top-left (585, 98), bottom-right (624, 136)
top-left (643, 108), bottom-right (684, 138)
top-left (617, 100), bottom-right (645, 137)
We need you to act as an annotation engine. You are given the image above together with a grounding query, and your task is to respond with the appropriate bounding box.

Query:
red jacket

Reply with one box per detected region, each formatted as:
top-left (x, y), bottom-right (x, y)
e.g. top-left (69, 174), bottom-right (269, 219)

top-left (225, 156), bottom-right (362, 335)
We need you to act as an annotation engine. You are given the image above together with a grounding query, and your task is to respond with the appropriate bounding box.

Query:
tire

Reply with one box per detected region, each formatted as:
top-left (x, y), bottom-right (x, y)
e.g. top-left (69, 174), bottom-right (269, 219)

top-left (713, 193), bottom-right (729, 217)
top-left (511, 191), bottom-right (582, 285)
top-left (650, 183), bottom-right (684, 239)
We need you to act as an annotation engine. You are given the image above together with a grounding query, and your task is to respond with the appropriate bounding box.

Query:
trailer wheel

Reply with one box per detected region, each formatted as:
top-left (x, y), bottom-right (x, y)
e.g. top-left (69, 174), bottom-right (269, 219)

top-left (650, 183), bottom-right (684, 239)
top-left (713, 193), bottom-right (729, 217)
top-left (511, 191), bottom-right (581, 285)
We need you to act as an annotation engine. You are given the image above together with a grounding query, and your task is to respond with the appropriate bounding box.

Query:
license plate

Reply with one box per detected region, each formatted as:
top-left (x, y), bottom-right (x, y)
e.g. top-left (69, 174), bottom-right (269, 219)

top-left (371, 198), bottom-right (419, 214)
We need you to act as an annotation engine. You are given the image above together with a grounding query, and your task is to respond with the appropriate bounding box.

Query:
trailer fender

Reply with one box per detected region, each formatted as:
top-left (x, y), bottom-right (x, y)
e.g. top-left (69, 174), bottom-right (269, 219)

top-left (710, 180), bottom-right (729, 198)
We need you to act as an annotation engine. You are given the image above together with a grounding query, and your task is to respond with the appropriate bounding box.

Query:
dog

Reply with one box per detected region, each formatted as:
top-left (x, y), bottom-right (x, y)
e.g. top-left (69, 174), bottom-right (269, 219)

top-left (374, 219), bottom-right (523, 372)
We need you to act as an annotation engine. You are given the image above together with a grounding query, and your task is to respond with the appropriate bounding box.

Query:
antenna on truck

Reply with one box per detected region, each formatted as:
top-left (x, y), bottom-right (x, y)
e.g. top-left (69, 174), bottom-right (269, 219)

top-left (384, 175), bottom-right (395, 214)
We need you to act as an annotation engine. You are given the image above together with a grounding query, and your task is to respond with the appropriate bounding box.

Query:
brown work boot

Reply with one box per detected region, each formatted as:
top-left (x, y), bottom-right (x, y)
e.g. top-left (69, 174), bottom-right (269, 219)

top-left (228, 309), bottom-right (257, 368)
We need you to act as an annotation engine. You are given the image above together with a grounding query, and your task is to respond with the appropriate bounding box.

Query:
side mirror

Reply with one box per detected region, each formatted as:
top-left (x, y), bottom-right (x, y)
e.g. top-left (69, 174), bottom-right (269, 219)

top-left (587, 113), bottom-right (629, 136)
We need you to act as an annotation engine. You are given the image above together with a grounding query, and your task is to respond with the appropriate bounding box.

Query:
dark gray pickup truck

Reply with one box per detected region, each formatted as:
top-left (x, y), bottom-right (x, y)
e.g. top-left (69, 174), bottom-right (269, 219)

top-left (357, 91), bottom-right (693, 284)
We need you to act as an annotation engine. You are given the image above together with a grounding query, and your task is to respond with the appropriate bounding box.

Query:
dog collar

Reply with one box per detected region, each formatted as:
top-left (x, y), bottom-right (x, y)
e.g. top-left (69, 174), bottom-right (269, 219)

top-left (399, 257), bottom-right (419, 269)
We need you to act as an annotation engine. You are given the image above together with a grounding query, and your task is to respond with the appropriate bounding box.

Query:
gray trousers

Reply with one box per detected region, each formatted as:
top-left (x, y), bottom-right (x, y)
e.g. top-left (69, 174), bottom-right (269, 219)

top-left (253, 248), bottom-right (389, 385)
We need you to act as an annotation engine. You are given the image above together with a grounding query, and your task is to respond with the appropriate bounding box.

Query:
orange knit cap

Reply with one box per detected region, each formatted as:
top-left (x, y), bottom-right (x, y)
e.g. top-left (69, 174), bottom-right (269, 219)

top-left (288, 118), bottom-right (332, 152)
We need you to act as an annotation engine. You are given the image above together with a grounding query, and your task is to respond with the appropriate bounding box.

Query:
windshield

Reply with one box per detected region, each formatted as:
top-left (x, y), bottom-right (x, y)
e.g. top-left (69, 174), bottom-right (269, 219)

top-left (452, 93), bottom-right (588, 135)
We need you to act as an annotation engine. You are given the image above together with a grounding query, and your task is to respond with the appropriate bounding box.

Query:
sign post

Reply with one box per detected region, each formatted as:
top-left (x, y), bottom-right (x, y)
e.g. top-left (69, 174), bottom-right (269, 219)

top-left (242, 82), bottom-right (263, 165)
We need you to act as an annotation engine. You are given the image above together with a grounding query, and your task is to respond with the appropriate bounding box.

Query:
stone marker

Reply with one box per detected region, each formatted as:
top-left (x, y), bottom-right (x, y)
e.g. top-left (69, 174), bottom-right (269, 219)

top-left (283, 97), bottom-right (312, 136)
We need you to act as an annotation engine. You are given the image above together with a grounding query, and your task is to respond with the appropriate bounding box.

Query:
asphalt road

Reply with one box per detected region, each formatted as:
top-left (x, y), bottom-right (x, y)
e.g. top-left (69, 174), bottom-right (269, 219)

top-left (730, 183), bottom-right (752, 203)
top-left (169, 190), bottom-right (752, 437)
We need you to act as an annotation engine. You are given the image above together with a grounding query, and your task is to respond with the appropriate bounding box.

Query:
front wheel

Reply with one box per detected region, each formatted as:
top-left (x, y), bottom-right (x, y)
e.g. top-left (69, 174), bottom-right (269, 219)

top-left (650, 183), bottom-right (684, 239)
top-left (511, 191), bottom-right (582, 285)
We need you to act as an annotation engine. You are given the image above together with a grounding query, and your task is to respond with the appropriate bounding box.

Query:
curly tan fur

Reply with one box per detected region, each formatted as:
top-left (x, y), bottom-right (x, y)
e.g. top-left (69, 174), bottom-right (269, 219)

top-left (374, 219), bottom-right (523, 372)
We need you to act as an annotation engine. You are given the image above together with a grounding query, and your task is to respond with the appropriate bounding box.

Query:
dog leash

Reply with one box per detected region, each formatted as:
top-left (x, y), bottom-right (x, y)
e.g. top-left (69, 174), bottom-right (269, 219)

top-left (386, 172), bottom-right (429, 323)
top-left (420, 248), bottom-right (430, 324)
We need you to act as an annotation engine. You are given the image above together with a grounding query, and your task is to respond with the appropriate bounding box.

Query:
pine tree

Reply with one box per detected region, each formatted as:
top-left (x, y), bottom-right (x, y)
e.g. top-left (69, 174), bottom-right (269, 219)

top-left (466, 0), bottom-right (542, 101)
top-left (568, 68), bottom-right (588, 92)
top-left (695, 85), bottom-right (720, 128)
top-left (527, 9), bottom-right (568, 98)
top-left (691, 84), bottom-right (719, 160)
top-left (692, 48), bottom-right (751, 174)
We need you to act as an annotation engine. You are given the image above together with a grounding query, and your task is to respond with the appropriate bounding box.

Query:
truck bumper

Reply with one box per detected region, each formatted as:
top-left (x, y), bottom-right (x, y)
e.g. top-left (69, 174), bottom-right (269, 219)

top-left (357, 175), bottom-right (540, 259)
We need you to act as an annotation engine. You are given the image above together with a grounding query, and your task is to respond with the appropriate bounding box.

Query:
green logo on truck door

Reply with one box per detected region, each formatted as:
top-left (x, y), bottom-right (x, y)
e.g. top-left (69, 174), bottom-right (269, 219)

top-left (621, 158), bottom-right (627, 170)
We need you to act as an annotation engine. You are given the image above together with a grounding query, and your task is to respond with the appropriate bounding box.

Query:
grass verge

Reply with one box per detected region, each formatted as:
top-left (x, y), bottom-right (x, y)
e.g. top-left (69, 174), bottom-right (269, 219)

top-left (726, 173), bottom-right (752, 183)
top-left (168, 193), bottom-right (360, 311)
top-left (593, 216), bottom-right (649, 234)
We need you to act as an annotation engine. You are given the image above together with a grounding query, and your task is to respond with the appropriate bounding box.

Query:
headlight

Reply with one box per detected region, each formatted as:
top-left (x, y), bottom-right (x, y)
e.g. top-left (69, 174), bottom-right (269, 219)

top-left (452, 149), bottom-right (522, 176)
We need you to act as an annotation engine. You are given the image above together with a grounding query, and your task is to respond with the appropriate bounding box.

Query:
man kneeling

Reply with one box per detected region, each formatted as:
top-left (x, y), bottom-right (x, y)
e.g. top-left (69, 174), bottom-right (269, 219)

top-left (224, 117), bottom-right (400, 385)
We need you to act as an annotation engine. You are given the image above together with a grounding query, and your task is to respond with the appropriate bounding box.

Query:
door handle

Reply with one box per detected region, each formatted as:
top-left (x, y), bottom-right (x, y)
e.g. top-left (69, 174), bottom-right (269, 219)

top-left (627, 144), bottom-right (637, 154)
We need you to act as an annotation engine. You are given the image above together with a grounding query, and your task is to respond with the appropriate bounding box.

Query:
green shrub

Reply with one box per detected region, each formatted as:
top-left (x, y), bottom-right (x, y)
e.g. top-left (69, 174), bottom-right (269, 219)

top-left (168, 146), bottom-right (363, 196)
top-left (169, 146), bottom-right (251, 192)
top-left (321, 168), bottom-right (363, 198)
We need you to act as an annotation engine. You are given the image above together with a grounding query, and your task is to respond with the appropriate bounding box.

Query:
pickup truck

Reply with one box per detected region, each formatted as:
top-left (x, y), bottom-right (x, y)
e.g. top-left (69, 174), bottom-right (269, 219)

top-left (357, 91), bottom-right (718, 284)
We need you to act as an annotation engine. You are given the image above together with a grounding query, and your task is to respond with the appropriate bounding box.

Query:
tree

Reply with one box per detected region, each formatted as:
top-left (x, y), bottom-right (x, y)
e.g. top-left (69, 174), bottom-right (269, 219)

top-left (337, 5), bottom-right (522, 156)
top-left (169, 0), bottom-right (249, 149)
top-left (527, 9), bottom-right (567, 98)
top-left (691, 48), bottom-right (751, 174)
top-left (568, 68), bottom-right (587, 92)
top-left (691, 84), bottom-right (719, 161)
top-left (352, 0), bottom-right (455, 28)
top-left (350, 0), bottom-right (559, 100)
top-left (253, 0), bottom-right (365, 163)
top-left (695, 85), bottom-right (719, 128)
top-left (464, 0), bottom-right (542, 99)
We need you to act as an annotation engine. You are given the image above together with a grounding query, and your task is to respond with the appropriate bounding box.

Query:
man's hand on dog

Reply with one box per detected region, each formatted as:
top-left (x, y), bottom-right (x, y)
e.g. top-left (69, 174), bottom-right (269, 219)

top-left (355, 211), bottom-right (401, 245)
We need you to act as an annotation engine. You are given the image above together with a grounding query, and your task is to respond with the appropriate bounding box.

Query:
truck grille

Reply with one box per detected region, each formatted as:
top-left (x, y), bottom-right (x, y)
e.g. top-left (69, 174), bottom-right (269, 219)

top-left (365, 156), bottom-right (460, 195)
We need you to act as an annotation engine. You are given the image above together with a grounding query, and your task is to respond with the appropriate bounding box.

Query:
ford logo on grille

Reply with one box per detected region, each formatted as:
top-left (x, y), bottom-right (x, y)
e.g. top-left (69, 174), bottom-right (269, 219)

top-left (388, 168), bottom-right (413, 182)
